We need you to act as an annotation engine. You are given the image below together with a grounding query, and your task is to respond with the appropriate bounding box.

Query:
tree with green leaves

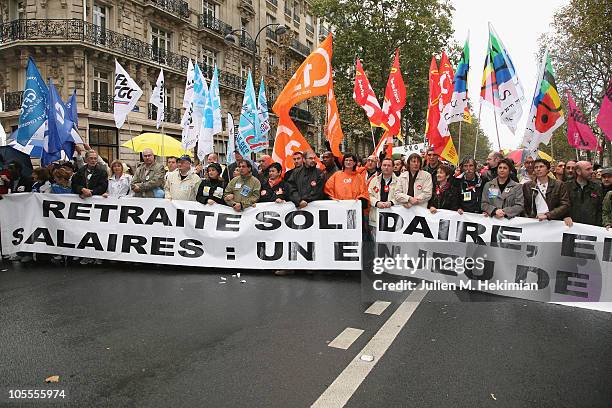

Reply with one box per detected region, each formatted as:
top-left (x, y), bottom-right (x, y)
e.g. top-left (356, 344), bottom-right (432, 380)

top-left (311, 0), bottom-right (467, 155)
top-left (538, 0), bottom-right (612, 164)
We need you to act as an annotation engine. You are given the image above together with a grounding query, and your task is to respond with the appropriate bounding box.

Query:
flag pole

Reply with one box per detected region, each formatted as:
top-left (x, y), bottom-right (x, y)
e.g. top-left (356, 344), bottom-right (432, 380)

top-left (493, 110), bottom-right (501, 152)
top-left (458, 120), bottom-right (463, 160)
top-left (127, 115), bottom-right (136, 155)
top-left (473, 103), bottom-right (482, 159)
top-left (550, 132), bottom-right (554, 161)
top-left (370, 126), bottom-right (376, 151)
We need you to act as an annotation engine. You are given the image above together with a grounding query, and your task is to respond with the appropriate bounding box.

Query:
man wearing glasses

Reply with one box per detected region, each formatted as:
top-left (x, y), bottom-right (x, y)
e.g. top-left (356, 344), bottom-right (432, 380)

top-left (131, 148), bottom-right (166, 198)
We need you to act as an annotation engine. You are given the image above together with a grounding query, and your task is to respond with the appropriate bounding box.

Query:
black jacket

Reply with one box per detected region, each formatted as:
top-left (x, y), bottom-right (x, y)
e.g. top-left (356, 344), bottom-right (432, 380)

top-left (196, 178), bottom-right (226, 205)
top-left (71, 165), bottom-right (108, 196)
top-left (9, 175), bottom-right (33, 193)
top-left (454, 173), bottom-right (483, 213)
top-left (258, 178), bottom-right (292, 202)
top-left (565, 179), bottom-right (603, 226)
top-left (428, 182), bottom-right (460, 211)
top-left (288, 165), bottom-right (325, 206)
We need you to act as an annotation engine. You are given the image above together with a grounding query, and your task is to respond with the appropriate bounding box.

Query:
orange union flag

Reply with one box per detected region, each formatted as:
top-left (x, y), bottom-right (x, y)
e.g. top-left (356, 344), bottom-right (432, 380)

top-left (273, 35), bottom-right (333, 115)
top-left (272, 35), bottom-right (336, 170)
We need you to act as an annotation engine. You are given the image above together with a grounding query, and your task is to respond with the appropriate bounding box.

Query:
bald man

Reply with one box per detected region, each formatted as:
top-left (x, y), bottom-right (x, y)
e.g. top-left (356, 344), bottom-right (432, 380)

top-left (565, 161), bottom-right (603, 226)
top-left (131, 148), bottom-right (166, 198)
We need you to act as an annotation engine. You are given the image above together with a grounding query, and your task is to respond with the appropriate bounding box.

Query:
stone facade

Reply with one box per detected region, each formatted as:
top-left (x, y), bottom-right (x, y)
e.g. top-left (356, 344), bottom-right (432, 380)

top-left (0, 0), bottom-right (325, 165)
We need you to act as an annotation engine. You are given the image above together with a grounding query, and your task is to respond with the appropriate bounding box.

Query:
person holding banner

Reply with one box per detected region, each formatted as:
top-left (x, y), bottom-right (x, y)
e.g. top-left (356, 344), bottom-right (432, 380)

top-left (522, 159), bottom-right (569, 221)
top-left (104, 160), bottom-right (133, 198)
top-left (131, 148), bottom-right (166, 198)
top-left (259, 163), bottom-right (291, 203)
top-left (196, 163), bottom-right (226, 205)
top-left (368, 157), bottom-right (402, 230)
top-left (481, 158), bottom-right (524, 219)
top-left (395, 153), bottom-right (433, 208)
top-left (455, 158), bottom-right (483, 214)
top-left (428, 164), bottom-right (459, 213)
top-left (164, 155), bottom-right (200, 201)
top-left (564, 161), bottom-right (602, 227)
top-left (71, 150), bottom-right (108, 199)
top-left (324, 153), bottom-right (368, 204)
top-left (288, 151), bottom-right (324, 209)
top-left (224, 160), bottom-right (261, 211)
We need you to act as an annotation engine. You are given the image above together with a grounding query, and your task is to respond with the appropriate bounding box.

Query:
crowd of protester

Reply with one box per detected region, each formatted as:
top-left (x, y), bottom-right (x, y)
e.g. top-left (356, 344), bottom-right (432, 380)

top-left (1, 143), bottom-right (611, 271)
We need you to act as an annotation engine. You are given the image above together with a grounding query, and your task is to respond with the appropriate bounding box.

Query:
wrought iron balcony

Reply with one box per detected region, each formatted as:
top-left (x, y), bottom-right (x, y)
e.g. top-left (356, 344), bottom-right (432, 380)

top-left (239, 33), bottom-right (257, 53)
top-left (0, 19), bottom-right (190, 72)
top-left (290, 38), bottom-right (310, 57)
top-left (145, 0), bottom-right (190, 20)
top-left (3, 91), bottom-right (23, 112)
top-left (91, 92), bottom-right (114, 113)
top-left (148, 104), bottom-right (182, 124)
top-left (198, 14), bottom-right (233, 36)
top-left (289, 106), bottom-right (314, 123)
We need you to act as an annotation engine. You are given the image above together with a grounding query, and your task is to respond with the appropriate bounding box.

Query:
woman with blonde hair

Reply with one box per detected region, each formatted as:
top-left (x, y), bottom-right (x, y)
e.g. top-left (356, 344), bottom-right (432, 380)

top-left (104, 159), bottom-right (133, 198)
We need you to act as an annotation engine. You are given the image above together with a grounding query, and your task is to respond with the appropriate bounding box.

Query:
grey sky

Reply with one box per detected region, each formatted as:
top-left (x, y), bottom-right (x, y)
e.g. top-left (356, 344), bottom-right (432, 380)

top-left (451, 0), bottom-right (569, 151)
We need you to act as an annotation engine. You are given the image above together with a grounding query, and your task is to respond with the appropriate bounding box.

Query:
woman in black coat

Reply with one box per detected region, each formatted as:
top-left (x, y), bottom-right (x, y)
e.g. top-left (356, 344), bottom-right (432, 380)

top-left (196, 163), bottom-right (226, 205)
top-left (428, 163), bottom-right (459, 213)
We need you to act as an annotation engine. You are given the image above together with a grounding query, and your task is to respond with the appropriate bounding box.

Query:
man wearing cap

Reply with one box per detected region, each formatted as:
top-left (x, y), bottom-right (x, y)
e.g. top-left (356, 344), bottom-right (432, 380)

top-left (600, 167), bottom-right (612, 197)
top-left (131, 148), bottom-right (166, 198)
top-left (224, 160), bottom-right (261, 211)
top-left (164, 155), bottom-right (200, 201)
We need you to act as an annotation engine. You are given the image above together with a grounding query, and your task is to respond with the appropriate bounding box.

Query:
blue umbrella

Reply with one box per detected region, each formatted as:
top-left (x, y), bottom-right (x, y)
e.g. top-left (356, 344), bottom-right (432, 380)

top-left (0, 145), bottom-right (34, 177)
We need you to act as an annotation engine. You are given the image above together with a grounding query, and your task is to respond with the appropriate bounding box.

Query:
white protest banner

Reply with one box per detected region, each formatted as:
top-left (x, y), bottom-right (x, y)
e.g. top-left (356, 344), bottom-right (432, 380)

top-left (0, 194), bottom-right (362, 270)
top-left (373, 206), bottom-right (612, 306)
top-left (392, 142), bottom-right (428, 157)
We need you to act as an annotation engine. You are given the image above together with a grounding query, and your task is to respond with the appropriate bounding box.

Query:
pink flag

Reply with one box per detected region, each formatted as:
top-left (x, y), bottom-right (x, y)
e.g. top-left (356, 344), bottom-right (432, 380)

top-left (567, 91), bottom-right (600, 151)
top-left (597, 78), bottom-right (612, 141)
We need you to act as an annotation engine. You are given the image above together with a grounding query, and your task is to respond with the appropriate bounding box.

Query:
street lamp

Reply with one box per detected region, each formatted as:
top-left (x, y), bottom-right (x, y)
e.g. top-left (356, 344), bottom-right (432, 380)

top-left (224, 23), bottom-right (288, 78)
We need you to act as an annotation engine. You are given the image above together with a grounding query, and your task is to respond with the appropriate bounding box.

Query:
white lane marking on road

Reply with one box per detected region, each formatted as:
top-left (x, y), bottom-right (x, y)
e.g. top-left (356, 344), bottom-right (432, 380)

top-left (312, 289), bottom-right (428, 408)
top-left (328, 328), bottom-right (365, 350)
top-left (364, 300), bottom-right (391, 316)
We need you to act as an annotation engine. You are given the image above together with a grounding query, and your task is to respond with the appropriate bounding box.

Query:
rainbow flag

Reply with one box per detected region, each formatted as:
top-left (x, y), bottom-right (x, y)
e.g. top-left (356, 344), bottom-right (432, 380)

top-left (480, 23), bottom-right (524, 132)
top-left (522, 51), bottom-right (564, 155)
top-left (444, 34), bottom-right (470, 124)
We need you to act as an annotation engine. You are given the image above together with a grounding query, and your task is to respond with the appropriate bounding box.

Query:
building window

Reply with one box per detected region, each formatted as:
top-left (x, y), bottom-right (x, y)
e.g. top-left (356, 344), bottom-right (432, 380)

top-left (93, 3), bottom-right (108, 29)
top-left (266, 13), bottom-right (276, 25)
top-left (267, 50), bottom-right (275, 75)
top-left (306, 40), bottom-right (313, 51)
top-left (93, 69), bottom-right (110, 96)
top-left (240, 62), bottom-right (249, 81)
top-left (201, 0), bottom-right (217, 18)
top-left (9, 0), bottom-right (25, 21)
top-left (200, 47), bottom-right (217, 70)
top-left (151, 26), bottom-right (172, 63)
top-left (89, 126), bottom-right (119, 163)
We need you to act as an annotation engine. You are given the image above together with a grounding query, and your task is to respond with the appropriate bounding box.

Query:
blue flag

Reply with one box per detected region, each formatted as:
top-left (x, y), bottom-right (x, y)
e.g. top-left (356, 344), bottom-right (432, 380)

top-left (210, 66), bottom-right (222, 135)
top-left (62, 90), bottom-right (82, 158)
top-left (17, 57), bottom-right (48, 147)
top-left (43, 80), bottom-right (73, 165)
top-left (237, 71), bottom-right (260, 156)
top-left (257, 78), bottom-right (271, 137)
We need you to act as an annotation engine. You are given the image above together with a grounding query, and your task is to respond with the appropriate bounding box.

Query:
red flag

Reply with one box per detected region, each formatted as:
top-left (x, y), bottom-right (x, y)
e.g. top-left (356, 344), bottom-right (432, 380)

top-left (439, 51), bottom-right (455, 108)
top-left (372, 130), bottom-right (393, 159)
top-left (567, 91), bottom-right (600, 151)
top-left (353, 59), bottom-right (385, 128)
top-left (381, 49), bottom-right (406, 136)
top-left (597, 77), bottom-right (612, 141)
top-left (425, 56), bottom-right (458, 165)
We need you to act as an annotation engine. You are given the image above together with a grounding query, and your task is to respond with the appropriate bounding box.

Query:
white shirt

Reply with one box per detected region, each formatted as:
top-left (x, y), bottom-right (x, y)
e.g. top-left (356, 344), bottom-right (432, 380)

top-left (535, 180), bottom-right (549, 215)
top-left (107, 174), bottom-right (133, 198)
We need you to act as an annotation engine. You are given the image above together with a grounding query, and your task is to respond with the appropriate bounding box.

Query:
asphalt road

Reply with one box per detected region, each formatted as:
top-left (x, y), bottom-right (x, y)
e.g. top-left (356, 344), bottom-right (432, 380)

top-left (1, 261), bottom-right (611, 408)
